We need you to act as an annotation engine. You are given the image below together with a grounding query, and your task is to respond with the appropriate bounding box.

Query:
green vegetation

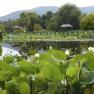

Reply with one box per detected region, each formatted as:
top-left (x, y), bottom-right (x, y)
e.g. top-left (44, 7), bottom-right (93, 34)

top-left (1, 3), bottom-right (94, 94)
top-left (0, 49), bottom-right (94, 94)
top-left (0, 3), bottom-right (94, 33)
top-left (3, 30), bottom-right (94, 42)
top-left (56, 3), bottom-right (81, 30)
top-left (80, 13), bottom-right (94, 30)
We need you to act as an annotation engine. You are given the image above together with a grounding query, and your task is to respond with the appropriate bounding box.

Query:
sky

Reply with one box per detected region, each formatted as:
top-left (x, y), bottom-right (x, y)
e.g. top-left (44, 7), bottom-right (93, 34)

top-left (0, 0), bottom-right (94, 17)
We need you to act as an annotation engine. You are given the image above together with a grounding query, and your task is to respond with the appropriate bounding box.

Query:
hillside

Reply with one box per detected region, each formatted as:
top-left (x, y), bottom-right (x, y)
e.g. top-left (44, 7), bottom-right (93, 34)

top-left (0, 6), bottom-right (94, 21)
top-left (0, 6), bottom-right (58, 22)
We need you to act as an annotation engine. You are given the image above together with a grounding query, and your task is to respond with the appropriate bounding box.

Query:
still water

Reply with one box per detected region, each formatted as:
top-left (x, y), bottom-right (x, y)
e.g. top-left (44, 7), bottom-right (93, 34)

top-left (1, 41), bottom-right (94, 58)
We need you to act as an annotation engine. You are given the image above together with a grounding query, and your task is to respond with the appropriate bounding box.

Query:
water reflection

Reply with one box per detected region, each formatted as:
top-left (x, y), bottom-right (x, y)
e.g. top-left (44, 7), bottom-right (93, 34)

top-left (1, 41), bottom-right (94, 58)
top-left (0, 43), bottom-right (20, 59)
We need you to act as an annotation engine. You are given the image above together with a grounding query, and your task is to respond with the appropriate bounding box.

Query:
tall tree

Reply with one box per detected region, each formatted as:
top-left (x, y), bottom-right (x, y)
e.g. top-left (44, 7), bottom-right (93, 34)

top-left (19, 12), bottom-right (40, 31)
top-left (47, 14), bottom-right (58, 31)
top-left (57, 3), bottom-right (81, 30)
top-left (41, 11), bottom-right (54, 29)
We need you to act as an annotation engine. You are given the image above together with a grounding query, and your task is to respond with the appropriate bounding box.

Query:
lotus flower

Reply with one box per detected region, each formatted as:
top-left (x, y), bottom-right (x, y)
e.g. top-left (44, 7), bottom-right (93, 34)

top-left (88, 47), bottom-right (94, 52)
top-left (35, 53), bottom-right (40, 58)
top-left (65, 50), bottom-right (70, 56)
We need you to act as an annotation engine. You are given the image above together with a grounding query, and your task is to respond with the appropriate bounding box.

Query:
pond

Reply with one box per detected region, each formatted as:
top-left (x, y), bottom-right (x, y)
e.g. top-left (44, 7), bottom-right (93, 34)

top-left (0, 43), bottom-right (21, 59)
top-left (1, 40), bottom-right (94, 58)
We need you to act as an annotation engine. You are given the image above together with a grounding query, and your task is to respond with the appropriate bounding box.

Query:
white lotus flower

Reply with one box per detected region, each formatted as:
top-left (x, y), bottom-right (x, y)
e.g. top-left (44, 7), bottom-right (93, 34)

top-left (65, 50), bottom-right (70, 56)
top-left (35, 53), bottom-right (40, 58)
top-left (61, 79), bottom-right (67, 85)
top-left (88, 47), bottom-right (94, 52)
top-left (49, 45), bottom-right (52, 50)
top-left (32, 75), bottom-right (36, 81)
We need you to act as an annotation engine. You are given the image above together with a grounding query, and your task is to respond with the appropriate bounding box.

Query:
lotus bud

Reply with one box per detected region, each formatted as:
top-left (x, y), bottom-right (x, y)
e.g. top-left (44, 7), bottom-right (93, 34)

top-left (88, 47), bottom-right (94, 52)
top-left (35, 53), bottom-right (40, 58)
top-left (61, 79), bottom-right (67, 85)
top-left (49, 45), bottom-right (52, 50)
top-left (65, 50), bottom-right (70, 56)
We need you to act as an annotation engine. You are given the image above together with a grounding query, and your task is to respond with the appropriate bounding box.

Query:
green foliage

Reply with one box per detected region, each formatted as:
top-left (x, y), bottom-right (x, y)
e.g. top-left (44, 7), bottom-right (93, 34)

top-left (47, 15), bottom-right (58, 31)
top-left (0, 46), bottom-right (2, 56)
top-left (18, 60), bottom-right (39, 74)
top-left (0, 49), bottom-right (94, 94)
top-left (4, 30), bottom-right (94, 42)
top-left (80, 13), bottom-right (94, 30)
top-left (19, 82), bottom-right (30, 94)
top-left (34, 24), bottom-right (42, 31)
top-left (5, 80), bottom-right (20, 94)
top-left (3, 55), bottom-right (14, 64)
top-left (0, 90), bottom-right (7, 94)
top-left (0, 71), bottom-right (11, 81)
top-left (19, 12), bottom-right (41, 31)
top-left (57, 3), bottom-right (81, 30)
top-left (0, 24), bottom-right (5, 32)
top-left (41, 11), bottom-right (54, 29)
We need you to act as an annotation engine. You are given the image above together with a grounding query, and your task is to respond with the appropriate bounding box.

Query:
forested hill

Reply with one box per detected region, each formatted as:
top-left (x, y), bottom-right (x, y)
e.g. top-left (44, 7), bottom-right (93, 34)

top-left (0, 6), bottom-right (94, 21)
top-left (0, 6), bottom-right (58, 21)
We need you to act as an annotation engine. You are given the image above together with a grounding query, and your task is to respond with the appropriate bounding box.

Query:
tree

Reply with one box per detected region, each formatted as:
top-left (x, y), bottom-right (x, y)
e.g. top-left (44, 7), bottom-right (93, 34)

top-left (28, 13), bottom-right (40, 31)
top-left (19, 12), bottom-right (30, 28)
top-left (34, 24), bottom-right (42, 31)
top-left (19, 12), bottom-right (41, 31)
top-left (57, 3), bottom-right (81, 30)
top-left (0, 24), bottom-right (5, 32)
top-left (80, 13), bottom-right (94, 30)
top-left (3, 20), bottom-right (17, 32)
top-left (41, 11), bottom-right (54, 29)
top-left (47, 15), bottom-right (58, 31)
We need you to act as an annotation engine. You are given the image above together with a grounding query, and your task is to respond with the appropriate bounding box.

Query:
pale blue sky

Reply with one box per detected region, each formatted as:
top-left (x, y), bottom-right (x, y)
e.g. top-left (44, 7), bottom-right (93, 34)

top-left (0, 0), bottom-right (94, 17)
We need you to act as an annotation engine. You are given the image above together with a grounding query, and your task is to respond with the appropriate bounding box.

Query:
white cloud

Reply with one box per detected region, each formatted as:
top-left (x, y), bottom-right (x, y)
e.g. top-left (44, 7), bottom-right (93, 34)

top-left (0, 0), bottom-right (94, 17)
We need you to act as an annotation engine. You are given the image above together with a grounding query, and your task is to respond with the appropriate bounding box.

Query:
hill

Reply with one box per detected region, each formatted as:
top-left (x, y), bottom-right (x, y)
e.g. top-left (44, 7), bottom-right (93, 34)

top-left (0, 6), bottom-right (58, 21)
top-left (0, 6), bottom-right (94, 21)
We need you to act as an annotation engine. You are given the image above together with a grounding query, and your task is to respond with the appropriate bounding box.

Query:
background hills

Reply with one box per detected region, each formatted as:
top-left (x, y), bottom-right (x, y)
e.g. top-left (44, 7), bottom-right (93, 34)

top-left (0, 6), bottom-right (94, 21)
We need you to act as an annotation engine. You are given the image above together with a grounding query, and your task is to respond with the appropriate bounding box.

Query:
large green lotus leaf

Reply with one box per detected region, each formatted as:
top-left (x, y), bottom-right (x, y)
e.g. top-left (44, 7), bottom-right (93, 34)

top-left (83, 52), bottom-right (94, 71)
top-left (14, 72), bottom-right (29, 83)
top-left (5, 80), bottom-right (20, 94)
top-left (66, 67), bottom-right (79, 78)
top-left (0, 71), bottom-right (11, 81)
top-left (0, 62), bottom-right (17, 73)
top-left (39, 53), bottom-right (57, 63)
top-left (80, 71), bottom-right (94, 87)
top-left (48, 49), bottom-right (67, 60)
top-left (38, 53), bottom-right (61, 69)
top-left (40, 62), bottom-right (62, 81)
top-left (70, 54), bottom-right (86, 67)
top-left (18, 60), bottom-right (39, 74)
top-left (3, 55), bottom-right (14, 64)
top-left (0, 90), bottom-right (7, 94)
top-left (19, 82), bottom-right (30, 94)
top-left (66, 65), bottom-right (81, 84)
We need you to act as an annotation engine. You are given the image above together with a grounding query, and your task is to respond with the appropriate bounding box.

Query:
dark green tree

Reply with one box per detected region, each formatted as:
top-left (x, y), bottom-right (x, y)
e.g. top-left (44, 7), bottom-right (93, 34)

top-left (47, 14), bottom-right (58, 31)
top-left (41, 11), bottom-right (54, 29)
top-left (0, 24), bottom-right (5, 32)
top-left (57, 3), bottom-right (81, 30)
top-left (19, 12), bottom-right (41, 31)
top-left (80, 13), bottom-right (94, 30)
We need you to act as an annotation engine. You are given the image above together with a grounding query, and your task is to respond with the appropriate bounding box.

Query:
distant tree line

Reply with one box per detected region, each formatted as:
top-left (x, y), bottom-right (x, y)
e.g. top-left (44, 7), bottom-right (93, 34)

top-left (0, 3), bottom-right (94, 32)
